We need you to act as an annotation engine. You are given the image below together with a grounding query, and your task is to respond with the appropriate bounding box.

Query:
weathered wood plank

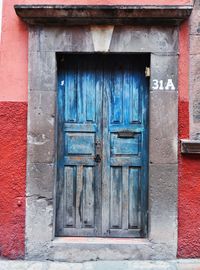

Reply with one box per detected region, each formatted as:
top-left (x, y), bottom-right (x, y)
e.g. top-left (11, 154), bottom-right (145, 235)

top-left (77, 59), bottom-right (86, 123)
top-left (122, 167), bottom-right (129, 230)
top-left (101, 65), bottom-right (110, 235)
top-left (65, 132), bottom-right (95, 155)
top-left (82, 166), bottom-right (95, 228)
top-left (64, 166), bottom-right (76, 227)
top-left (108, 228), bottom-right (141, 238)
top-left (110, 166), bottom-right (122, 229)
top-left (129, 168), bottom-right (140, 229)
top-left (111, 134), bottom-right (139, 155)
top-left (64, 123), bottom-right (97, 132)
top-left (86, 60), bottom-right (96, 122)
top-left (123, 59), bottom-right (130, 125)
top-left (65, 61), bottom-right (77, 122)
top-left (64, 157), bottom-right (94, 166)
top-left (110, 157), bottom-right (142, 167)
top-left (110, 61), bottom-right (123, 124)
top-left (75, 165), bottom-right (83, 229)
top-left (130, 74), bottom-right (140, 123)
top-left (109, 125), bottom-right (144, 132)
top-left (55, 66), bottom-right (65, 236)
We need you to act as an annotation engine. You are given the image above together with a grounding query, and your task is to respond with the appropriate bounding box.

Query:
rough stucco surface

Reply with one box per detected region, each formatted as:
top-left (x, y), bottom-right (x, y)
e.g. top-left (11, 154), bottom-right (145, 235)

top-left (178, 104), bottom-right (200, 256)
top-left (178, 16), bottom-right (200, 258)
top-left (178, 154), bottom-right (200, 258)
top-left (0, 102), bottom-right (27, 259)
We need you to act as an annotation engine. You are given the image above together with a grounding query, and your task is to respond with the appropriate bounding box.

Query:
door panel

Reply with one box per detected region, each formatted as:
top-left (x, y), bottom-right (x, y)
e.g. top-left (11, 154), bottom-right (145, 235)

top-left (56, 55), bottom-right (102, 236)
top-left (102, 55), bottom-right (148, 237)
top-left (56, 54), bottom-right (149, 238)
top-left (129, 168), bottom-right (141, 229)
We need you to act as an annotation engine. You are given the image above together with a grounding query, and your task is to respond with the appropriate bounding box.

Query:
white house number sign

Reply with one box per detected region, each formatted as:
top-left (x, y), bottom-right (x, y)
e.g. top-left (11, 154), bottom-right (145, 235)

top-left (152, 79), bottom-right (175, 90)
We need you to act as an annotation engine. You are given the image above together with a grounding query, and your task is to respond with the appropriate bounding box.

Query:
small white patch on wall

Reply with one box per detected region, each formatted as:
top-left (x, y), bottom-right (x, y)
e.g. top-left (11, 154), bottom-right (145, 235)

top-left (91, 25), bottom-right (114, 52)
top-left (0, 0), bottom-right (2, 42)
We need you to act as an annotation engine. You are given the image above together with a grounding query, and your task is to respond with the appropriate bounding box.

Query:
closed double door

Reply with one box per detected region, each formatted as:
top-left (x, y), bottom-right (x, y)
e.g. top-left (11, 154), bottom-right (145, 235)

top-left (56, 54), bottom-right (149, 238)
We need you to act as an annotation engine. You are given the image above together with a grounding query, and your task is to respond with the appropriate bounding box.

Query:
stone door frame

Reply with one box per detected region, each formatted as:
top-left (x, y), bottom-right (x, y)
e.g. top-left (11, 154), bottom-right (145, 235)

top-left (15, 4), bottom-right (192, 262)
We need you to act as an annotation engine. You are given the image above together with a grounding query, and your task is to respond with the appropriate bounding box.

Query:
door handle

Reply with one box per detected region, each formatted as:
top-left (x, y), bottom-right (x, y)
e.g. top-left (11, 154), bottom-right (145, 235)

top-left (94, 154), bottom-right (101, 163)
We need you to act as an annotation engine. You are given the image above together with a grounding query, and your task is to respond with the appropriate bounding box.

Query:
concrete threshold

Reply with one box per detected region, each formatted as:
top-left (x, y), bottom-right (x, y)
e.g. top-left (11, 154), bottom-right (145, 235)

top-left (0, 260), bottom-right (200, 270)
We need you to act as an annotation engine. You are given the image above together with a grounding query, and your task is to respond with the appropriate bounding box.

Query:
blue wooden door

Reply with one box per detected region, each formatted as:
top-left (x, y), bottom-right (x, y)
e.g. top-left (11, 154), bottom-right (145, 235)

top-left (56, 54), bottom-right (149, 238)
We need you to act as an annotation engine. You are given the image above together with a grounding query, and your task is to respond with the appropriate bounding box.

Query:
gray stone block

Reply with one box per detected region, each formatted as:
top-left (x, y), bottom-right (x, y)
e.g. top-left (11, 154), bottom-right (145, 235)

top-left (27, 91), bottom-right (56, 163)
top-left (26, 196), bottom-right (53, 260)
top-left (190, 55), bottom-right (200, 124)
top-left (38, 26), bottom-right (94, 52)
top-left (150, 55), bottom-right (178, 91)
top-left (193, 0), bottom-right (200, 10)
top-left (149, 164), bottom-right (177, 246)
top-left (39, 27), bottom-right (72, 52)
top-left (29, 26), bottom-right (41, 52)
top-left (71, 26), bottom-right (94, 52)
top-left (190, 124), bottom-right (200, 139)
top-left (27, 163), bottom-right (54, 199)
top-left (193, 97), bottom-right (200, 123)
top-left (149, 91), bottom-right (178, 164)
top-left (29, 51), bottom-right (56, 91)
top-left (190, 55), bottom-right (200, 86)
top-left (110, 26), bottom-right (178, 53)
top-left (50, 240), bottom-right (175, 262)
top-left (1, 260), bottom-right (200, 270)
top-left (190, 10), bottom-right (200, 35)
top-left (190, 35), bottom-right (200, 55)
top-left (177, 263), bottom-right (200, 270)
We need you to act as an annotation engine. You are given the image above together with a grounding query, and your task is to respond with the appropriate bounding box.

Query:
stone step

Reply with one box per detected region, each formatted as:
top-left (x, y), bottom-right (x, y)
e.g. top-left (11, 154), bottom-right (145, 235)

top-left (0, 260), bottom-right (200, 270)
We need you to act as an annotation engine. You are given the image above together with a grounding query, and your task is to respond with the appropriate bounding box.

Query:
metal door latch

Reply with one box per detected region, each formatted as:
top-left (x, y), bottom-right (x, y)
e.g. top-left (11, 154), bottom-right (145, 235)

top-left (94, 154), bottom-right (101, 163)
top-left (95, 140), bottom-right (101, 163)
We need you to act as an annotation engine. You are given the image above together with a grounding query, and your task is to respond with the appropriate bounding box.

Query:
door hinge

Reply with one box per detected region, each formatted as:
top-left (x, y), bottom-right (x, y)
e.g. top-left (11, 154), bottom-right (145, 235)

top-left (145, 67), bottom-right (151, 78)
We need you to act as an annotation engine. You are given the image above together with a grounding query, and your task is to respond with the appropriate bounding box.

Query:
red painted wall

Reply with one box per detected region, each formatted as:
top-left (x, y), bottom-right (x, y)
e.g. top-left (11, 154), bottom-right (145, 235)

top-left (0, 0), bottom-right (199, 260)
top-left (178, 21), bottom-right (200, 258)
top-left (0, 102), bottom-right (27, 259)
